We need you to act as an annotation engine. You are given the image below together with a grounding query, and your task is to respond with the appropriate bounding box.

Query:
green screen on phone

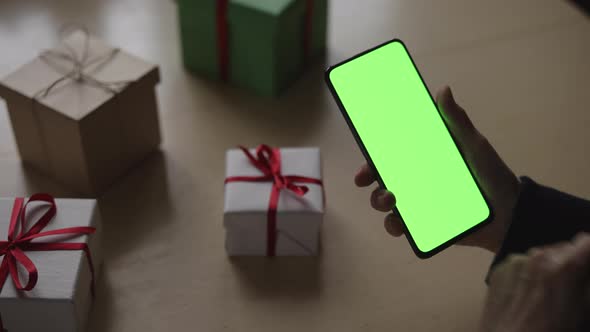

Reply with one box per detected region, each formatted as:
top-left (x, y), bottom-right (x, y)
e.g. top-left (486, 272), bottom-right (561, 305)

top-left (326, 40), bottom-right (491, 256)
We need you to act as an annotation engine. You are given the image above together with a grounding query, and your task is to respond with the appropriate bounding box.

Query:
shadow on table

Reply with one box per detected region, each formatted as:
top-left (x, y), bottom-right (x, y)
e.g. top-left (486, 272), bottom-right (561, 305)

top-left (96, 149), bottom-right (175, 257)
top-left (182, 60), bottom-right (332, 144)
top-left (86, 268), bottom-right (115, 332)
top-left (228, 248), bottom-right (324, 301)
top-left (19, 163), bottom-right (75, 197)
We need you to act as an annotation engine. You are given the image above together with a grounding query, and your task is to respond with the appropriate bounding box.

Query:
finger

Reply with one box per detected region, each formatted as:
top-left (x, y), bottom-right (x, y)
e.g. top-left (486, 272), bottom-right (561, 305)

top-left (384, 213), bottom-right (404, 237)
top-left (507, 254), bottom-right (541, 311)
top-left (561, 233), bottom-right (590, 283)
top-left (488, 254), bottom-right (529, 307)
top-left (572, 232), bottom-right (590, 252)
top-left (526, 246), bottom-right (557, 282)
top-left (354, 163), bottom-right (377, 187)
top-left (538, 241), bottom-right (571, 255)
top-left (535, 234), bottom-right (590, 282)
top-left (436, 86), bottom-right (477, 139)
top-left (544, 241), bottom-right (575, 259)
top-left (370, 188), bottom-right (396, 212)
top-left (490, 254), bottom-right (529, 286)
top-left (544, 241), bottom-right (574, 265)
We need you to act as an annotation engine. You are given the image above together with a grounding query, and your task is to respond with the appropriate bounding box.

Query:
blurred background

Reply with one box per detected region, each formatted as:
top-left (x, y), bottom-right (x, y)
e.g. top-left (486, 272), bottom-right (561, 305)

top-left (0, 1), bottom-right (588, 331)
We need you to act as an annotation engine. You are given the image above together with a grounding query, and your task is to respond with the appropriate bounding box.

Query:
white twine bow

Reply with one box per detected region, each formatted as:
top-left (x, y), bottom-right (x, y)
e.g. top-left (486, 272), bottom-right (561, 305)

top-left (34, 26), bottom-right (132, 99)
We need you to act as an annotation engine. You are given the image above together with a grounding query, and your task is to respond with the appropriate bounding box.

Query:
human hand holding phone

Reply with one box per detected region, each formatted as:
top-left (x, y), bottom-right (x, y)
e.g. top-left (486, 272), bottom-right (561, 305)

top-left (355, 86), bottom-right (521, 253)
top-left (479, 233), bottom-right (590, 332)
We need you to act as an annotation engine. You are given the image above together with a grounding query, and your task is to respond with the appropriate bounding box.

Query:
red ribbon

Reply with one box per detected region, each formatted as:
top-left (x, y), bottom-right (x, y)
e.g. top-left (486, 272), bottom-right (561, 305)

top-left (0, 194), bottom-right (96, 296)
top-left (225, 145), bottom-right (323, 256)
top-left (215, 0), bottom-right (316, 81)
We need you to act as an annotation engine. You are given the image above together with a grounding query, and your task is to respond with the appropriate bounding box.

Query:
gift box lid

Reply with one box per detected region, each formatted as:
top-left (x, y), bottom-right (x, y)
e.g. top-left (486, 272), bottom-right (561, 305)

top-left (177, 0), bottom-right (306, 39)
top-left (0, 30), bottom-right (160, 121)
top-left (224, 147), bottom-right (324, 217)
top-left (0, 198), bottom-right (100, 300)
top-left (232, 0), bottom-right (295, 16)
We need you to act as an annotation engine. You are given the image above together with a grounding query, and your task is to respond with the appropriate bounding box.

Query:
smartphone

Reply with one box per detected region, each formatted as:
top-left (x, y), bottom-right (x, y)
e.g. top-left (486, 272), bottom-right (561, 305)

top-left (325, 39), bottom-right (492, 258)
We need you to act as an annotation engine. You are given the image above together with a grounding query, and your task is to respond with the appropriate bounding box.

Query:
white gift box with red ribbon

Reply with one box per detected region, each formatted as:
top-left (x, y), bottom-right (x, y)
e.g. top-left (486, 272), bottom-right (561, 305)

top-left (0, 197), bottom-right (102, 332)
top-left (224, 146), bottom-right (325, 256)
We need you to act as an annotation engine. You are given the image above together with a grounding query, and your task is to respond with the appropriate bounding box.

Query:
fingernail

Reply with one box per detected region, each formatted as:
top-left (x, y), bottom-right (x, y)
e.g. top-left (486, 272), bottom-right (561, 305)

top-left (577, 232), bottom-right (590, 243)
top-left (379, 192), bottom-right (393, 207)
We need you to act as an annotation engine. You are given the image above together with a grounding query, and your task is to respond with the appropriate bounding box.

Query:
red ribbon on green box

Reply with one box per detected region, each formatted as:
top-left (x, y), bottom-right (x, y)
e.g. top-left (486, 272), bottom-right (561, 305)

top-left (215, 0), bottom-right (316, 81)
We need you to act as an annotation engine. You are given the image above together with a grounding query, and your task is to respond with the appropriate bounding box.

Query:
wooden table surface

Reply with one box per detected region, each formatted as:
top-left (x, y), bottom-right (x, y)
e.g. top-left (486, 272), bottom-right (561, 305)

top-left (0, 0), bottom-right (588, 331)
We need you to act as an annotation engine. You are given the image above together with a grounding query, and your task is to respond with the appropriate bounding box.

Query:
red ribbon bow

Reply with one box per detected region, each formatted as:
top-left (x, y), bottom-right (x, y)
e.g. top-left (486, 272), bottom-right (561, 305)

top-left (215, 0), bottom-right (315, 81)
top-left (225, 145), bottom-right (323, 256)
top-left (0, 194), bottom-right (96, 295)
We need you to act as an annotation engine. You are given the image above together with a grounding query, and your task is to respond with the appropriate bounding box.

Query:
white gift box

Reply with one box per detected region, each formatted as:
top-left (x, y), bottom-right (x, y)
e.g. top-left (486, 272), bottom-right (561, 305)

top-left (224, 147), bottom-right (325, 256)
top-left (0, 198), bottom-right (102, 332)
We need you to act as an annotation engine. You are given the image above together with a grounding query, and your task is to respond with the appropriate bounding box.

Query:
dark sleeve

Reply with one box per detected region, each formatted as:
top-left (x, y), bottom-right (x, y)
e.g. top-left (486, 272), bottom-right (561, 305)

top-left (572, 0), bottom-right (590, 16)
top-left (489, 176), bottom-right (590, 273)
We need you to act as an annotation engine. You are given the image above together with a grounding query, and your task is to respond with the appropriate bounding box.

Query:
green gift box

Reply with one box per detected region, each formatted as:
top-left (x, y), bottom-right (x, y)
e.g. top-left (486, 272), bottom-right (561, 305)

top-left (177, 0), bottom-right (328, 96)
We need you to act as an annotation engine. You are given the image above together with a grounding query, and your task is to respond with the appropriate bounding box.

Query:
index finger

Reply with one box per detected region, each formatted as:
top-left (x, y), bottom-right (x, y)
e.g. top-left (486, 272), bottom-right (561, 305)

top-left (563, 233), bottom-right (590, 282)
top-left (436, 86), bottom-right (477, 143)
top-left (355, 163), bottom-right (377, 187)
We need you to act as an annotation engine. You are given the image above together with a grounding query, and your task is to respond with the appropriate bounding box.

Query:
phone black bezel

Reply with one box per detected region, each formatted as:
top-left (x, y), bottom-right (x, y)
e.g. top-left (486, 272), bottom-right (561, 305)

top-left (324, 38), bottom-right (494, 259)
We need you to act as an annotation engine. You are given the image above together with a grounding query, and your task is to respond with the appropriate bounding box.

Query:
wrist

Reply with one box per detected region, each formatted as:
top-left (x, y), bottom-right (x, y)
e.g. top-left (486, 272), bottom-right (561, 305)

top-left (488, 177), bottom-right (523, 253)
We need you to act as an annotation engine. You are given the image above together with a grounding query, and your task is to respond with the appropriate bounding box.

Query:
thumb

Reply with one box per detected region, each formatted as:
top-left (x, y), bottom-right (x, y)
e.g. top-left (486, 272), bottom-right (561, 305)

top-left (436, 86), bottom-right (478, 140)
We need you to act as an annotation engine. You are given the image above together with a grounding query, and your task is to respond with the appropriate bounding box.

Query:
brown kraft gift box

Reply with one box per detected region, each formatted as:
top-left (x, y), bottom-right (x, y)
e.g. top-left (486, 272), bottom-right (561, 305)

top-left (0, 30), bottom-right (161, 196)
